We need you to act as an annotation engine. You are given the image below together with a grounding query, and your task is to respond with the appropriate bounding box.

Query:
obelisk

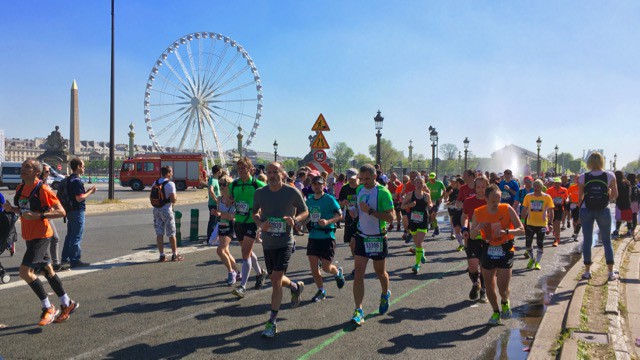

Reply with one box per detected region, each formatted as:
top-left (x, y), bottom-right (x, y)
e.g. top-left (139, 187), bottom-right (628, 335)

top-left (70, 80), bottom-right (80, 155)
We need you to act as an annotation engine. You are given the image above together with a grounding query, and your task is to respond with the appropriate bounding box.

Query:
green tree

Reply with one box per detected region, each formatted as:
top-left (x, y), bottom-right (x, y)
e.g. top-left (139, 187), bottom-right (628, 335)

top-left (352, 153), bottom-right (373, 168)
top-left (368, 139), bottom-right (403, 172)
top-left (281, 158), bottom-right (301, 173)
top-left (439, 143), bottom-right (459, 161)
top-left (330, 142), bottom-right (354, 174)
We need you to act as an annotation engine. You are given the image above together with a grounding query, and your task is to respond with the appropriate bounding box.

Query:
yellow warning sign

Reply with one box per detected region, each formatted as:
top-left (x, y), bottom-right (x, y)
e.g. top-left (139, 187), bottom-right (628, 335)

top-left (311, 132), bottom-right (330, 149)
top-left (311, 113), bottom-right (331, 131)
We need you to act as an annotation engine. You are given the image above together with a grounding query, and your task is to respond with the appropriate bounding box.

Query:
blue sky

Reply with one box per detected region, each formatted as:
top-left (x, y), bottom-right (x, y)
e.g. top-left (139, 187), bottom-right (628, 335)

top-left (1, 1), bottom-right (639, 166)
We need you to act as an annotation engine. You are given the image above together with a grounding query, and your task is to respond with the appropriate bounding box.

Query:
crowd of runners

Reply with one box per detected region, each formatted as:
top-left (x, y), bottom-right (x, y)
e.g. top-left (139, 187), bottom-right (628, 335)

top-left (0, 150), bottom-right (630, 337)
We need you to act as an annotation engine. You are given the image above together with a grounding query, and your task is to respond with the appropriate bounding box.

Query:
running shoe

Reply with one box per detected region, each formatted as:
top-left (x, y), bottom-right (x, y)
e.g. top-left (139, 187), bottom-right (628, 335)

top-left (488, 312), bottom-right (501, 325)
top-left (456, 244), bottom-right (465, 252)
top-left (534, 262), bottom-right (541, 270)
top-left (552, 241), bottom-right (559, 247)
top-left (54, 301), bottom-right (79, 323)
top-left (412, 264), bottom-right (420, 274)
top-left (612, 230), bottom-right (619, 239)
top-left (450, 234), bottom-right (456, 240)
top-left (421, 255), bottom-right (427, 264)
top-left (526, 258), bottom-right (535, 269)
top-left (9, 242), bottom-right (15, 256)
top-left (581, 272), bottom-right (592, 280)
top-left (158, 254), bottom-right (166, 262)
top-left (479, 288), bottom-right (488, 303)
top-left (232, 286), bottom-right (246, 299)
top-left (255, 269), bottom-right (267, 289)
top-left (433, 227), bottom-right (440, 236)
top-left (561, 226), bottom-right (566, 231)
top-left (408, 246), bottom-right (416, 255)
top-left (261, 321), bottom-right (277, 338)
top-left (572, 234), bottom-right (578, 242)
top-left (469, 284), bottom-right (480, 301)
top-left (403, 233), bottom-right (412, 244)
top-left (379, 290), bottom-right (391, 315)
top-left (227, 271), bottom-right (237, 286)
top-left (171, 254), bottom-right (184, 262)
top-left (351, 308), bottom-right (365, 326)
top-left (608, 272), bottom-right (619, 282)
top-left (38, 305), bottom-right (59, 326)
top-left (236, 272), bottom-right (242, 282)
top-left (335, 267), bottom-right (345, 289)
top-left (291, 281), bottom-right (304, 307)
top-left (311, 289), bottom-right (327, 302)
top-left (523, 250), bottom-right (530, 259)
top-left (53, 263), bottom-right (70, 272)
top-left (500, 301), bottom-right (512, 319)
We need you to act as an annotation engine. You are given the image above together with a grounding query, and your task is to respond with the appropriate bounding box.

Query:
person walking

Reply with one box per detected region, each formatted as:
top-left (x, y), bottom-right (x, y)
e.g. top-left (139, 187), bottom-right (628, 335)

top-left (206, 165), bottom-right (222, 244)
top-left (62, 157), bottom-right (96, 268)
top-left (151, 166), bottom-right (184, 262)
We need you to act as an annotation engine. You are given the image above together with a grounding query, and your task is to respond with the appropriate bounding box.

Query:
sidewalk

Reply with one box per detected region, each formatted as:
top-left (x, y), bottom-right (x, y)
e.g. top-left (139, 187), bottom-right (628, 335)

top-left (529, 228), bottom-right (640, 359)
top-left (84, 188), bottom-right (209, 215)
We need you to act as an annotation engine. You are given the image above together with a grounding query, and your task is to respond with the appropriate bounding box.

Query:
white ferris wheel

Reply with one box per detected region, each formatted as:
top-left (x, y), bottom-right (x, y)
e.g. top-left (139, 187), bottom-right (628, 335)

top-left (144, 32), bottom-right (263, 168)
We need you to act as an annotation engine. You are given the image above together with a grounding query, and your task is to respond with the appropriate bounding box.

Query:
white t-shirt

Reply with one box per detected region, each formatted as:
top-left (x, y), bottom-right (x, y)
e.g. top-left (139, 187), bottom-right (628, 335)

top-left (577, 170), bottom-right (615, 209)
top-left (156, 177), bottom-right (176, 209)
top-left (356, 186), bottom-right (381, 236)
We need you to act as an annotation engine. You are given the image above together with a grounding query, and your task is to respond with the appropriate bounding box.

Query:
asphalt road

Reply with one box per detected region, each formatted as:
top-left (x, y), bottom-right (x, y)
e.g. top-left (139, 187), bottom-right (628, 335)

top-left (0, 205), bottom-right (581, 360)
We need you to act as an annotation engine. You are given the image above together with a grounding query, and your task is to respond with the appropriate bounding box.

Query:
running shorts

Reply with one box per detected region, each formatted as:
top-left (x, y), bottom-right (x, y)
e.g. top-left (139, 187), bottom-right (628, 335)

top-left (343, 221), bottom-right (357, 243)
top-left (263, 246), bottom-right (293, 274)
top-left (354, 234), bottom-right (388, 260)
top-left (234, 222), bottom-right (258, 240)
top-left (553, 209), bottom-right (563, 223)
top-left (465, 239), bottom-right (484, 259)
top-left (481, 241), bottom-right (515, 270)
top-left (307, 238), bottom-right (337, 261)
top-left (448, 208), bottom-right (462, 228)
top-left (22, 237), bottom-right (51, 271)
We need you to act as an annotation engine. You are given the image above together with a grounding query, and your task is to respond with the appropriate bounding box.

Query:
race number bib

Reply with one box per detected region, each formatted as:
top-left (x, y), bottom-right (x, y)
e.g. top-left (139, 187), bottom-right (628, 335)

top-left (18, 199), bottom-right (30, 214)
top-left (363, 236), bottom-right (384, 256)
top-left (267, 217), bottom-right (286, 235)
top-left (501, 191), bottom-right (511, 200)
top-left (530, 200), bottom-right (543, 212)
top-left (219, 219), bottom-right (230, 227)
top-left (236, 201), bottom-right (249, 215)
top-left (310, 207), bottom-right (321, 223)
top-left (553, 197), bottom-right (563, 205)
top-left (487, 245), bottom-right (506, 259)
top-left (347, 195), bottom-right (356, 207)
top-left (410, 211), bottom-right (424, 223)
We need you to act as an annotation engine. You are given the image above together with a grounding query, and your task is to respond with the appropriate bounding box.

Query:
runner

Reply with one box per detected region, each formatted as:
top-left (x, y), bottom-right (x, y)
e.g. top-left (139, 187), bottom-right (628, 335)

top-left (401, 176), bottom-right (432, 273)
top-left (206, 165), bottom-right (222, 244)
top-left (387, 172), bottom-right (403, 232)
top-left (567, 175), bottom-right (582, 241)
top-left (470, 184), bottom-right (525, 325)
top-left (304, 175), bottom-right (345, 302)
top-left (338, 168), bottom-right (360, 269)
top-left (446, 177), bottom-right (465, 250)
top-left (348, 164), bottom-right (394, 326)
top-left (401, 171), bottom-right (418, 243)
top-left (628, 173), bottom-right (639, 236)
top-left (612, 170), bottom-right (632, 238)
top-left (2, 158), bottom-right (79, 325)
top-left (229, 157), bottom-right (268, 299)
top-left (498, 169), bottom-right (519, 208)
top-left (561, 174), bottom-right (572, 230)
top-left (211, 175), bottom-right (240, 286)
top-left (253, 162), bottom-right (308, 338)
top-left (545, 178), bottom-right (568, 246)
top-left (520, 179), bottom-right (554, 270)
top-left (426, 172), bottom-right (446, 236)
top-left (513, 176), bottom-right (534, 220)
top-left (455, 170), bottom-right (476, 249)
top-left (461, 176), bottom-right (489, 302)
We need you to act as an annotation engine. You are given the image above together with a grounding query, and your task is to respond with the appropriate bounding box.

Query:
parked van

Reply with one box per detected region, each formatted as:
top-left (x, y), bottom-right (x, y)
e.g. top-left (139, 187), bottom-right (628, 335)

top-left (0, 162), bottom-right (22, 190)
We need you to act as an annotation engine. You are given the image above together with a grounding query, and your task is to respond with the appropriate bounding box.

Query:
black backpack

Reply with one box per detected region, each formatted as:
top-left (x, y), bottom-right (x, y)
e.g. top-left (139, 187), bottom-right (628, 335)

top-left (56, 177), bottom-right (74, 214)
top-left (14, 181), bottom-right (48, 213)
top-left (583, 172), bottom-right (610, 210)
top-left (630, 185), bottom-right (640, 203)
top-left (150, 180), bottom-right (170, 208)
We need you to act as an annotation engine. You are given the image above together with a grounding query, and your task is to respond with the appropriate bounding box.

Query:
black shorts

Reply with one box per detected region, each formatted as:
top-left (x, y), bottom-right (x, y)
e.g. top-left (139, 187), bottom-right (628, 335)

top-left (234, 222), bottom-right (257, 240)
top-left (408, 221), bottom-right (428, 234)
top-left (354, 234), bottom-right (388, 260)
top-left (307, 238), bottom-right (336, 261)
top-left (263, 246), bottom-right (293, 274)
top-left (448, 208), bottom-right (462, 228)
top-left (481, 241), bottom-right (515, 270)
top-left (429, 200), bottom-right (442, 214)
top-left (218, 222), bottom-right (235, 237)
top-left (393, 202), bottom-right (402, 211)
top-left (563, 202), bottom-right (571, 211)
top-left (571, 207), bottom-right (580, 222)
top-left (465, 239), bottom-right (484, 259)
top-left (22, 237), bottom-right (51, 271)
top-left (553, 209), bottom-right (563, 222)
top-left (343, 221), bottom-right (357, 243)
top-left (400, 209), bottom-right (408, 216)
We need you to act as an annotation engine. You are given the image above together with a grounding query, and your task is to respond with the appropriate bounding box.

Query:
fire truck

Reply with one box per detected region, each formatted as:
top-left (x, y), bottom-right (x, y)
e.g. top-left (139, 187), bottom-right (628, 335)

top-left (119, 153), bottom-right (206, 191)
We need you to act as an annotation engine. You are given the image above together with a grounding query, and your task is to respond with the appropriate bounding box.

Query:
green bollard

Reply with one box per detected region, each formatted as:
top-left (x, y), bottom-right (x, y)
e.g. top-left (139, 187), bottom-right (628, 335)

top-left (174, 211), bottom-right (183, 247)
top-left (190, 208), bottom-right (199, 242)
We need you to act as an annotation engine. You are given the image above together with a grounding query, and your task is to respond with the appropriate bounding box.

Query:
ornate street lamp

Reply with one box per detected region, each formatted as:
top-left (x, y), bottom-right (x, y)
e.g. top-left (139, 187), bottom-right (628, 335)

top-left (463, 137), bottom-right (470, 170)
top-left (408, 139), bottom-right (414, 171)
top-left (536, 137), bottom-right (542, 176)
top-left (429, 126), bottom-right (438, 173)
top-left (273, 140), bottom-right (278, 162)
top-left (374, 110), bottom-right (384, 166)
top-left (554, 145), bottom-right (559, 175)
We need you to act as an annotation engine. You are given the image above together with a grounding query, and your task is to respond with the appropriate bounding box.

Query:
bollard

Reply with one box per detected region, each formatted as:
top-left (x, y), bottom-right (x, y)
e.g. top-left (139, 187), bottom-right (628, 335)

top-left (174, 211), bottom-right (183, 247)
top-left (190, 208), bottom-right (199, 242)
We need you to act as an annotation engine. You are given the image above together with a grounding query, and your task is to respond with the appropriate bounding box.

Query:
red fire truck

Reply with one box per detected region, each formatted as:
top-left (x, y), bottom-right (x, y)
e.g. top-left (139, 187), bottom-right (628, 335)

top-left (119, 153), bottom-right (206, 191)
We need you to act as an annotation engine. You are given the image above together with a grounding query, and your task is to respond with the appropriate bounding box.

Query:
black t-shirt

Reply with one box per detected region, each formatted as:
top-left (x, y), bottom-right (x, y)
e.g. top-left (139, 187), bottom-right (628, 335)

top-left (68, 174), bottom-right (87, 211)
top-left (338, 184), bottom-right (359, 224)
top-left (617, 182), bottom-right (631, 210)
top-left (447, 186), bottom-right (459, 203)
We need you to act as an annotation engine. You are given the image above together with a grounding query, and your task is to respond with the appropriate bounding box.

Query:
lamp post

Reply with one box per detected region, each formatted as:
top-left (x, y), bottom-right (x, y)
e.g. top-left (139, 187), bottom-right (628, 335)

top-left (463, 137), bottom-right (469, 170)
top-left (458, 151), bottom-right (462, 174)
top-left (273, 140), bottom-right (278, 162)
top-left (374, 110), bottom-right (384, 166)
top-left (408, 139), bottom-right (413, 171)
top-left (429, 126), bottom-right (438, 173)
top-left (536, 137), bottom-right (542, 176)
top-left (610, 160), bottom-right (613, 171)
top-left (237, 126), bottom-right (243, 157)
top-left (554, 145), bottom-right (559, 175)
top-left (614, 153), bottom-right (617, 171)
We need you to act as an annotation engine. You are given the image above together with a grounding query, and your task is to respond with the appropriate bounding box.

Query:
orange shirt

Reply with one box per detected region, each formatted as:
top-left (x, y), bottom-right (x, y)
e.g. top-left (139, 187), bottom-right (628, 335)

top-left (473, 203), bottom-right (515, 246)
top-left (546, 186), bottom-right (568, 209)
top-left (16, 181), bottom-right (58, 241)
top-left (568, 184), bottom-right (579, 204)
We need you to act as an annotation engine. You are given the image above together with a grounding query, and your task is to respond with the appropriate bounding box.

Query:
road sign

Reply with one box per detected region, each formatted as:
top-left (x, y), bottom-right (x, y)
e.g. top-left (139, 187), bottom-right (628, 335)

top-left (57, 164), bottom-right (62, 171)
top-left (313, 149), bottom-right (327, 163)
top-left (310, 132), bottom-right (330, 149)
top-left (311, 113), bottom-right (330, 132)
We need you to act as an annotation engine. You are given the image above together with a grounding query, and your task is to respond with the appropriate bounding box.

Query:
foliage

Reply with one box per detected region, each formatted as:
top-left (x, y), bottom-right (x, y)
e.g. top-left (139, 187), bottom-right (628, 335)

top-left (330, 142), bottom-right (354, 173)
top-left (352, 153), bottom-right (373, 169)
top-left (439, 143), bottom-right (460, 161)
top-left (368, 138), bottom-right (403, 171)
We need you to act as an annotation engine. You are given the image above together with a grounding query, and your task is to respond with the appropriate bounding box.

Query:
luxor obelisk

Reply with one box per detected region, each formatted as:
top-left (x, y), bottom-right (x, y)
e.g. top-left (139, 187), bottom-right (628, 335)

top-left (70, 80), bottom-right (80, 155)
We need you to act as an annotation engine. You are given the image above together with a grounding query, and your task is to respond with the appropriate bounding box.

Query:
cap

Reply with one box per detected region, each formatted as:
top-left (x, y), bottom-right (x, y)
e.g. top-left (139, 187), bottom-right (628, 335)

top-left (309, 170), bottom-right (320, 177)
top-left (346, 168), bottom-right (358, 179)
top-left (497, 172), bottom-right (504, 177)
top-left (553, 177), bottom-right (561, 183)
top-left (523, 176), bottom-right (533, 182)
top-left (428, 172), bottom-right (436, 179)
top-left (311, 175), bottom-right (325, 184)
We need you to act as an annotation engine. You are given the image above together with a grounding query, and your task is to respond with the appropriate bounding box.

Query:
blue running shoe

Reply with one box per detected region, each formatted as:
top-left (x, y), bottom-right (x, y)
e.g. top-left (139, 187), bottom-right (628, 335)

top-left (351, 308), bottom-right (365, 326)
top-left (379, 290), bottom-right (391, 315)
top-left (335, 267), bottom-right (345, 289)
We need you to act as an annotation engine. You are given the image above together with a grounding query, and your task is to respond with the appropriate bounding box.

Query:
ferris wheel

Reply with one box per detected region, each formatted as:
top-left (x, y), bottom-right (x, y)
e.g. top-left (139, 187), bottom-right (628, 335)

top-left (144, 32), bottom-right (263, 169)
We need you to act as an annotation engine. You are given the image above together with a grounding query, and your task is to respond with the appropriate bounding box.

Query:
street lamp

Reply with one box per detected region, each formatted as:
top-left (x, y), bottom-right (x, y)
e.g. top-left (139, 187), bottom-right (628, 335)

top-left (458, 151), bottom-right (462, 174)
top-left (408, 139), bottom-right (414, 171)
top-left (429, 126), bottom-right (438, 173)
top-left (374, 110), bottom-right (384, 166)
top-left (554, 145), bottom-right (559, 175)
top-left (614, 153), bottom-right (617, 171)
top-left (536, 137), bottom-right (542, 176)
top-left (273, 140), bottom-right (278, 162)
top-left (463, 137), bottom-right (470, 170)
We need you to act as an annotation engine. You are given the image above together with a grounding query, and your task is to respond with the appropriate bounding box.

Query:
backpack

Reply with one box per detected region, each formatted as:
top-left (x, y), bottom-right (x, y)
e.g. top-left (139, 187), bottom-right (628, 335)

top-left (630, 185), bottom-right (640, 203)
top-left (14, 181), bottom-right (48, 213)
top-left (150, 180), bottom-right (171, 208)
top-left (56, 177), bottom-right (73, 213)
top-left (583, 172), bottom-right (610, 210)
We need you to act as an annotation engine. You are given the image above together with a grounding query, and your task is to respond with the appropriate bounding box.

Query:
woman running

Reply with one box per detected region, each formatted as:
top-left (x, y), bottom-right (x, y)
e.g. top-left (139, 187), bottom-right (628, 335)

top-left (212, 176), bottom-right (240, 286)
top-left (401, 176), bottom-right (432, 274)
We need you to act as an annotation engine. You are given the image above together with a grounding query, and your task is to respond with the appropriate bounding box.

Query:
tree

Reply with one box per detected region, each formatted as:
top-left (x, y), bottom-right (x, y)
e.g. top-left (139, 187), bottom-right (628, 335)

top-left (281, 158), bottom-right (301, 173)
top-left (368, 139), bottom-right (403, 172)
top-left (352, 153), bottom-right (373, 169)
top-left (439, 143), bottom-right (459, 161)
top-left (330, 142), bottom-right (354, 174)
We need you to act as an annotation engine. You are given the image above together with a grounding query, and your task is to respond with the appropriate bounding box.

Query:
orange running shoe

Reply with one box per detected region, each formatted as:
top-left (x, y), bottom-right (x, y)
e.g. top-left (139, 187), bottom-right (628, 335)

top-left (38, 305), bottom-right (59, 326)
top-left (552, 241), bottom-right (559, 247)
top-left (54, 300), bottom-right (79, 323)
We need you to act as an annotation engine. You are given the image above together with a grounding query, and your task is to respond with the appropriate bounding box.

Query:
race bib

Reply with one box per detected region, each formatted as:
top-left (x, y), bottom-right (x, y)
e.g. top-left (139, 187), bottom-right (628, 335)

top-left (310, 207), bottom-right (321, 223)
top-left (501, 191), bottom-right (511, 200)
top-left (487, 245), bottom-right (506, 259)
top-left (267, 217), bottom-right (286, 235)
top-left (236, 201), bottom-right (249, 215)
top-left (553, 197), bottom-right (563, 205)
top-left (219, 219), bottom-right (230, 227)
top-left (363, 236), bottom-right (384, 255)
top-left (18, 199), bottom-right (30, 214)
top-left (530, 200), bottom-right (543, 212)
top-left (347, 195), bottom-right (356, 207)
top-left (410, 211), bottom-right (424, 223)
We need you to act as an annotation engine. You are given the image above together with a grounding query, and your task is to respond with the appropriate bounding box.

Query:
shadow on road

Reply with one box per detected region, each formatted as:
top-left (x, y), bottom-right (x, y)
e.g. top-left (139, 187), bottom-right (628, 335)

top-left (377, 323), bottom-right (491, 354)
top-left (379, 299), bottom-right (470, 325)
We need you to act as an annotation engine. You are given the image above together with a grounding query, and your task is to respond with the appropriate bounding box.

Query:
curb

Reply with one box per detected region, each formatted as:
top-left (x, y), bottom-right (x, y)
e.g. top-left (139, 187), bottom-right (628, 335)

top-left (623, 240), bottom-right (640, 359)
top-left (608, 237), bottom-right (633, 360)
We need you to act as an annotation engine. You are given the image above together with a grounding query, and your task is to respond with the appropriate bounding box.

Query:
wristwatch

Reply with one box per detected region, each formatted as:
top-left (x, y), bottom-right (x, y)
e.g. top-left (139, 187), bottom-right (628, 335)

top-left (368, 208), bottom-right (375, 216)
top-left (504, 229), bottom-right (510, 235)
top-left (40, 213), bottom-right (46, 221)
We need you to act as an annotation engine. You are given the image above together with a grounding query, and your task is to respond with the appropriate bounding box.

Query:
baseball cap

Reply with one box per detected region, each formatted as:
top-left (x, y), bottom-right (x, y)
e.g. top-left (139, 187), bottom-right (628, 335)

top-left (311, 175), bottom-right (325, 184)
top-left (553, 177), bottom-right (561, 183)
top-left (309, 170), bottom-right (320, 177)
top-left (428, 172), bottom-right (436, 179)
top-left (346, 168), bottom-right (358, 179)
top-left (523, 176), bottom-right (533, 182)
top-left (497, 172), bottom-right (504, 177)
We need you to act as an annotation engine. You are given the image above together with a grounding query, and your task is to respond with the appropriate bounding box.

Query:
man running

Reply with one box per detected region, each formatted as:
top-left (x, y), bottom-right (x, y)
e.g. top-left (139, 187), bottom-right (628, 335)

top-left (446, 177), bottom-right (465, 251)
top-left (253, 162), bottom-right (308, 338)
top-left (305, 175), bottom-right (345, 302)
top-left (2, 158), bottom-right (79, 325)
top-left (338, 168), bottom-right (360, 269)
top-left (349, 164), bottom-right (394, 326)
top-left (401, 171), bottom-right (418, 243)
top-left (151, 166), bottom-right (184, 262)
top-left (387, 172), bottom-right (402, 231)
top-left (561, 174), bottom-right (572, 230)
top-left (498, 169), bottom-right (519, 208)
top-left (462, 176), bottom-right (488, 302)
top-left (521, 179), bottom-right (555, 270)
top-left (567, 175), bottom-right (582, 241)
top-left (545, 178), bottom-right (568, 246)
top-left (230, 157), bottom-right (268, 298)
top-left (426, 172), bottom-right (446, 236)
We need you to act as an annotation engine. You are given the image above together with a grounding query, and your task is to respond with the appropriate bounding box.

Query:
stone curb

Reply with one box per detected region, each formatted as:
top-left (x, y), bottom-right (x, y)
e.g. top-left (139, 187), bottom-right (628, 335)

top-left (85, 190), bottom-right (209, 216)
top-left (609, 236), bottom-right (633, 360)
top-left (624, 241), bottom-right (640, 359)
